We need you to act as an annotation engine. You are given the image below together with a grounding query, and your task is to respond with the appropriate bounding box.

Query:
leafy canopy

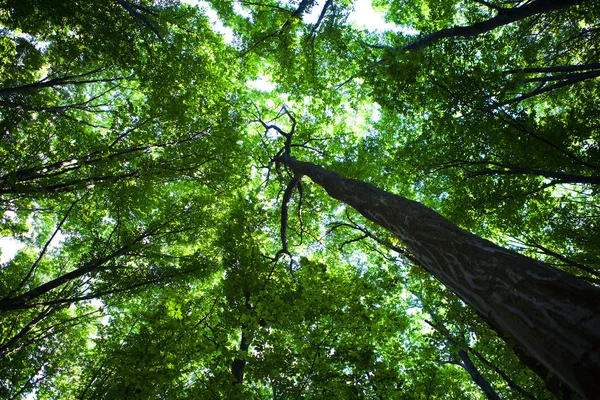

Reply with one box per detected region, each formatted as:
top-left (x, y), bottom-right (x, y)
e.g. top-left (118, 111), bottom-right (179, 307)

top-left (0, 0), bottom-right (597, 398)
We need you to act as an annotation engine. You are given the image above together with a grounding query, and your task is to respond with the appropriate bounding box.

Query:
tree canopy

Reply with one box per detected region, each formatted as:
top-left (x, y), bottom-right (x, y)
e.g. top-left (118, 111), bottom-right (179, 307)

top-left (1, 0), bottom-right (598, 398)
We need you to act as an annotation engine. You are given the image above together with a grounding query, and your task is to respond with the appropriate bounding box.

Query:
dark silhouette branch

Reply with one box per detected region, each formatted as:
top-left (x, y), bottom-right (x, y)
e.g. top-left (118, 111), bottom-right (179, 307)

top-left (504, 63), bottom-right (600, 74)
top-left (415, 293), bottom-right (507, 400)
top-left (1, 307), bottom-right (100, 359)
top-left (518, 238), bottom-right (600, 279)
top-left (503, 69), bottom-right (600, 104)
top-left (0, 306), bottom-right (58, 358)
top-left (403, 0), bottom-right (584, 51)
top-left (310, 0), bottom-right (333, 35)
top-left (295, 328), bottom-right (333, 399)
top-left (457, 349), bottom-right (501, 400)
top-left (115, 0), bottom-right (162, 38)
top-left (436, 159), bottom-right (600, 185)
top-left (6, 192), bottom-right (88, 298)
top-left (0, 68), bottom-right (120, 96)
top-left (0, 84), bottom-right (120, 113)
top-left (257, 106), bottom-right (301, 276)
top-left (231, 294), bottom-right (252, 385)
top-left (0, 225), bottom-right (163, 313)
top-left (473, 0), bottom-right (504, 13)
top-left (425, 74), bottom-right (600, 171)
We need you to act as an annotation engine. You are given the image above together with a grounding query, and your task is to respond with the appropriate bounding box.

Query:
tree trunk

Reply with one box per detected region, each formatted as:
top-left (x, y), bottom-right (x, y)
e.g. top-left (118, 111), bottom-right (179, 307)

top-left (0, 230), bottom-right (151, 313)
top-left (276, 154), bottom-right (600, 399)
top-left (457, 350), bottom-right (501, 400)
top-left (404, 0), bottom-right (584, 51)
top-left (468, 166), bottom-right (600, 185)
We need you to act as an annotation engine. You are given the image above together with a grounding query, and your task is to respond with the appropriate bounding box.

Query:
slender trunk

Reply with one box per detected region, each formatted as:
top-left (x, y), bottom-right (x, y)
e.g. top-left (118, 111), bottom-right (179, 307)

top-left (523, 241), bottom-right (600, 279)
top-left (0, 172), bottom-right (139, 195)
top-left (115, 0), bottom-right (161, 38)
top-left (457, 350), bottom-right (501, 400)
top-left (505, 63), bottom-right (600, 74)
top-left (231, 295), bottom-right (252, 385)
top-left (419, 296), bottom-right (535, 399)
top-left (469, 166), bottom-right (600, 185)
top-left (276, 155), bottom-right (600, 399)
top-left (0, 70), bottom-right (115, 96)
top-left (0, 231), bottom-right (150, 312)
top-left (504, 69), bottom-right (600, 104)
top-left (478, 312), bottom-right (575, 399)
top-left (0, 307), bottom-right (56, 358)
top-left (231, 331), bottom-right (250, 385)
top-left (404, 0), bottom-right (584, 51)
top-left (466, 344), bottom-right (535, 399)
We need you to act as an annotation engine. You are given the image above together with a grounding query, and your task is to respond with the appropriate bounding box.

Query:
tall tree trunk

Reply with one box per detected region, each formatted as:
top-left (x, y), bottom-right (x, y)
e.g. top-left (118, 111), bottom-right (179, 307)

top-left (276, 154), bottom-right (600, 399)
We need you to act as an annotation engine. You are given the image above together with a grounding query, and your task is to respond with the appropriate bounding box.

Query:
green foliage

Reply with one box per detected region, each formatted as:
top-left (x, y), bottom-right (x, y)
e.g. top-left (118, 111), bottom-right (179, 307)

top-left (0, 0), bottom-right (596, 398)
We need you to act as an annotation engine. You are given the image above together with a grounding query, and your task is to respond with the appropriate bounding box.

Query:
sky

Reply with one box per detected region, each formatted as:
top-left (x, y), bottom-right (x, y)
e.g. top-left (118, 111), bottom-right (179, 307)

top-left (188, 0), bottom-right (401, 41)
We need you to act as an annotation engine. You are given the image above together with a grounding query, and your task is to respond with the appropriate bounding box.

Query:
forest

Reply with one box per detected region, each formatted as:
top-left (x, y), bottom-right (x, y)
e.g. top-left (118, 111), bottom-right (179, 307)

top-left (0, 0), bottom-right (599, 398)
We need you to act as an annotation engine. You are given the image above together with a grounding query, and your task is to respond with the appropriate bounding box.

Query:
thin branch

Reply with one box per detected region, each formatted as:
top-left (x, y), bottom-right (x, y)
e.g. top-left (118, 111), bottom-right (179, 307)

top-left (192, 297), bottom-right (220, 329)
top-left (6, 192), bottom-right (88, 298)
top-left (503, 69), bottom-right (600, 104)
top-left (504, 63), bottom-right (600, 74)
top-left (295, 328), bottom-right (333, 399)
top-left (279, 174), bottom-right (302, 256)
top-left (310, 0), bottom-right (333, 35)
top-left (403, 0), bottom-right (583, 51)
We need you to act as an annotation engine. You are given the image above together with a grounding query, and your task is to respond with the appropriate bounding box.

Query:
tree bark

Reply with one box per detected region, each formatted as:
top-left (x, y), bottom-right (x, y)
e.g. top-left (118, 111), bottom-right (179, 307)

top-left (404, 0), bottom-right (584, 51)
top-left (457, 350), bottom-right (501, 400)
top-left (276, 154), bottom-right (600, 399)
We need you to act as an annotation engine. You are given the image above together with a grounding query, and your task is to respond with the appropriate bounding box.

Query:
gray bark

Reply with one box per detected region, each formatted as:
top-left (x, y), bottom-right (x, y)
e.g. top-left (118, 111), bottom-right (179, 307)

top-left (276, 154), bottom-right (600, 399)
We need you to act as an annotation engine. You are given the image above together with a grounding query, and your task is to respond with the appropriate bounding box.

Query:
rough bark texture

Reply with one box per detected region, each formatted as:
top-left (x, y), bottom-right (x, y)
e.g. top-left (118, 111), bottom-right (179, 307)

top-left (277, 155), bottom-right (600, 399)
top-left (404, 0), bottom-right (584, 50)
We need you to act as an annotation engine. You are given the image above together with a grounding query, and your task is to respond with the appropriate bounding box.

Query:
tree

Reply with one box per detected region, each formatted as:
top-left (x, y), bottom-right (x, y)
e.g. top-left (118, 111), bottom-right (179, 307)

top-left (1, 0), bottom-right (599, 398)
top-left (273, 152), bottom-right (600, 398)
top-left (392, 0), bottom-right (585, 51)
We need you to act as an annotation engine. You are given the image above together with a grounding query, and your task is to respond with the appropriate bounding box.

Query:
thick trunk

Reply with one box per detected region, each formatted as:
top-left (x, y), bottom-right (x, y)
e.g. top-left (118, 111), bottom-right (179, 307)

top-left (404, 0), bottom-right (584, 51)
top-left (277, 155), bottom-right (600, 399)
